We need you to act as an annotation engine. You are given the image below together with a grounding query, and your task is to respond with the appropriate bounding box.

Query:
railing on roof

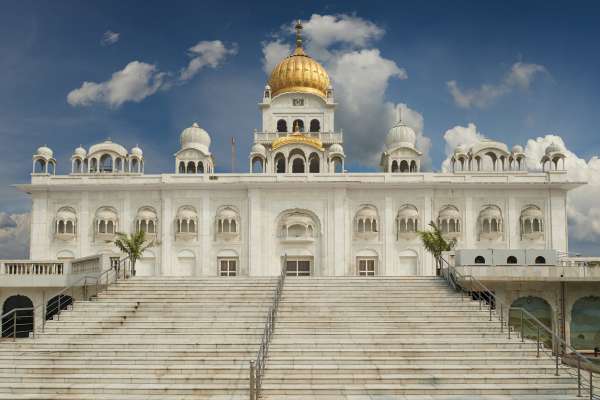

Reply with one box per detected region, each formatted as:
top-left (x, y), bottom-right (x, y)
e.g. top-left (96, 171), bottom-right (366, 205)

top-left (440, 256), bottom-right (599, 399)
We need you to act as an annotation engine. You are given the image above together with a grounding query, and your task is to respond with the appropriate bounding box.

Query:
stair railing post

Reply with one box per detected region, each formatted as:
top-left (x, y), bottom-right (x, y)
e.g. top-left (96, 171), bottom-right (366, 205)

top-left (42, 291), bottom-right (46, 333)
top-left (537, 326), bottom-right (540, 358)
top-left (249, 360), bottom-right (255, 400)
top-left (508, 308), bottom-right (511, 340)
top-left (577, 357), bottom-right (581, 397)
top-left (555, 340), bottom-right (559, 376)
top-left (12, 312), bottom-right (16, 341)
top-left (520, 309), bottom-right (524, 342)
top-left (589, 369), bottom-right (592, 400)
top-left (489, 293), bottom-right (492, 321)
top-left (500, 304), bottom-right (503, 333)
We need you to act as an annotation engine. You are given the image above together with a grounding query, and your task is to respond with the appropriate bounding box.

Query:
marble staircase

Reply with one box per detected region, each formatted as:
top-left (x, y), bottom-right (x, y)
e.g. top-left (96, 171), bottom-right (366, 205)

top-left (260, 276), bottom-right (584, 399)
top-left (0, 277), bottom-right (278, 400)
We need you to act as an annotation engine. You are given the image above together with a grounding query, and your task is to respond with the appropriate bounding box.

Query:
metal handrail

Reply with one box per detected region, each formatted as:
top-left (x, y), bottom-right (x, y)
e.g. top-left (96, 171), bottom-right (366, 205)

top-left (0, 255), bottom-right (132, 340)
top-left (250, 254), bottom-right (287, 400)
top-left (441, 256), bottom-right (599, 399)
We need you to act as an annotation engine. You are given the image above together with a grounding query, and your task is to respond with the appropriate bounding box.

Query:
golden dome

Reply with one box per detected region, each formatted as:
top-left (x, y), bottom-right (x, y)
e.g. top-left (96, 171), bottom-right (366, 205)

top-left (267, 21), bottom-right (331, 99)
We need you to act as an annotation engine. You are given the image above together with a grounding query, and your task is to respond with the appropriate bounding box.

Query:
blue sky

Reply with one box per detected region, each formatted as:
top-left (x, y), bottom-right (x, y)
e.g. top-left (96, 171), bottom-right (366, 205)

top-left (1, 0), bottom-right (600, 255)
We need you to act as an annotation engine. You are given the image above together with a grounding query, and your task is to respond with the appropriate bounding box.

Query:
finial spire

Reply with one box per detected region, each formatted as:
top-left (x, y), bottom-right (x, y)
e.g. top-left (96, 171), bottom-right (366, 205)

top-left (295, 20), bottom-right (303, 49)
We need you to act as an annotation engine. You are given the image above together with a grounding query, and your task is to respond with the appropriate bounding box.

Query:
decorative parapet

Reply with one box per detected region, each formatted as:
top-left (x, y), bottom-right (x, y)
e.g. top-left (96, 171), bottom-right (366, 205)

top-left (0, 254), bottom-right (112, 287)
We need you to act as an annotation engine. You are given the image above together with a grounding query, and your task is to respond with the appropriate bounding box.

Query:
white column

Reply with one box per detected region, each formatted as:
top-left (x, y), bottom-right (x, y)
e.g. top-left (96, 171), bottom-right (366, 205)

top-left (201, 196), bottom-right (211, 276)
top-left (248, 189), bottom-right (262, 276)
top-left (30, 192), bottom-right (49, 259)
top-left (422, 191), bottom-right (434, 275)
top-left (79, 192), bottom-right (90, 257)
top-left (383, 196), bottom-right (394, 276)
top-left (333, 188), bottom-right (347, 276)
top-left (160, 193), bottom-right (171, 276)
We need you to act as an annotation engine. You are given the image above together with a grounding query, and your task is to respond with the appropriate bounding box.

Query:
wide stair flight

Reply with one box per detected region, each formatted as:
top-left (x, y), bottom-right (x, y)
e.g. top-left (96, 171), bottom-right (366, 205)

top-left (0, 277), bottom-right (277, 400)
top-left (261, 276), bottom-right (582, 399)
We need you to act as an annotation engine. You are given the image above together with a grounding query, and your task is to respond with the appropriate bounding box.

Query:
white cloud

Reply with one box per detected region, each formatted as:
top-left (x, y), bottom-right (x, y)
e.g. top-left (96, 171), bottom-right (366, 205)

top-left (262, 40), bottom-right (290, 74)
top-left (101, 30), bottom-right (120, 46)
top-left (67, 61), bottom-right (166, 108)
top-left (447, 62), bottom-right (547, 109)
top-left (180, 40), bottom-right (238, 82)
top-left (0, 212), bottom-right (30, 259)
top-left (261, 14), bottom-right (430, 167)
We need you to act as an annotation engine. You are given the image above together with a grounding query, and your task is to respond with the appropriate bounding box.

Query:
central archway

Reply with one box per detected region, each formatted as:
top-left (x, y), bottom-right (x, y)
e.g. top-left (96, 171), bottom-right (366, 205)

top-left (2, 295), bottom-right (34, 338)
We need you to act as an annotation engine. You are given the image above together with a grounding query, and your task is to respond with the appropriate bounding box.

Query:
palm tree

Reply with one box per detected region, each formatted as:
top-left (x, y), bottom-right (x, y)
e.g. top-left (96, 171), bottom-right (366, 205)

top-left (417, 221), bottom-right (457, 276)
top-left (112, 231), bottom-right (154, 277)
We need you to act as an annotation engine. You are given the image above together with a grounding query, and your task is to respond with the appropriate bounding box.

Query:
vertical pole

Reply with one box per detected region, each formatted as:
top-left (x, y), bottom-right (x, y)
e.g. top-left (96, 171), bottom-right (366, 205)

top-left (13, 312), bottom-right (16, 341)
top-left (537, 325), bottom-right (540, 358)
top-left (500, 304), bottom-right (503, 333)
top-left (42, 291), bottom-right (46, 333)
top-left (555, 340), bottom-right (559, 376)
top-left (489, 296), bottom-right (492, 321)
top-left (249, 360), bottom-right (255, 400)
top-left (521, 309), bottom-right (524, 342)
top-left (577, 357), bottom-right (581, 397)
top-left (589, 369), bottom-right (593, 400)
top-left (508, 308), bottom-right (511, 340)
top-left (58, 296), bottom-right (62, 321)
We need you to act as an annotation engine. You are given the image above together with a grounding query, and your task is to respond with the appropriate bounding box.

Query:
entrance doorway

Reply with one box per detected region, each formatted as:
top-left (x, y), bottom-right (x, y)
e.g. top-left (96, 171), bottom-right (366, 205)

top-left (286, 258), bottom-right (312, 276)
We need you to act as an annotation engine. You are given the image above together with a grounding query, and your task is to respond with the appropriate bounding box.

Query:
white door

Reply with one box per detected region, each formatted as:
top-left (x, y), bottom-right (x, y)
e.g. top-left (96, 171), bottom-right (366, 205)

top-left (398, 255), bottom-right (418, 276)
top-left (135, 257), bottom-right (155, 276)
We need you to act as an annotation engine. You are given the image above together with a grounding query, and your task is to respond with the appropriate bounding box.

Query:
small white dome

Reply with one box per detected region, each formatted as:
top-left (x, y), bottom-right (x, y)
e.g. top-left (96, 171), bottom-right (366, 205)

top-left (250, 143), bottom-right (266, 157)
top-left (131, 145), bottom-right (143, 157)
top-left (385, 122), bottom-right (416, 149)
top-left (73, 145), bottom-right (87, 158)
top-left (329, 143), bottom-right (344, 155)
top-left (512, 145), bottom-right (524, 153)
top-left (265, 84), bottom-right (271, 90)
top-left (36, 145), bottom-right (53, 159)
top-left (181, 122), bottom-right (211, 154)
top-left (545, 142), bottom-right (563, 155)
top-left (88, 139), bottom-right (128, 157)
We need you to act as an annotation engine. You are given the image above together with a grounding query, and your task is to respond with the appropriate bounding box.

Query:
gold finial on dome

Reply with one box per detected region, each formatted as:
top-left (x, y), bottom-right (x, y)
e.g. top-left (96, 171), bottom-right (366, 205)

top-left (266, 18), bottom-right (331, 99)
top-left (294, 20), bottom-right (305, 55)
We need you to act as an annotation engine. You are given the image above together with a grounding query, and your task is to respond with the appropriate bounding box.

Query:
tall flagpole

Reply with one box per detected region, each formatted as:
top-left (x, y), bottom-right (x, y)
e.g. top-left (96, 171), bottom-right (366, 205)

top-left (231, 137), bottom-right (236, 173)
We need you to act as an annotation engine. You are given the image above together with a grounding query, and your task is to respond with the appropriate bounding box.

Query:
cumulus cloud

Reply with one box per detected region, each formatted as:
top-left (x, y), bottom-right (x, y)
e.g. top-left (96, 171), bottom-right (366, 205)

top-left (68, 40), bottom-right (237, 108)
top-left (262, 14), bottom-right (430, 167)
top-left (447, 62), bottom-right (547, 109)
top-left (101, 30), bottom-right (120, 46)
top-left (0, 212), bottom-right (30, 259)
top-left (262, 40), bottom-right (290, 74)
top-left (440, 124), bottom-right (600, 247)
top-left (67, 61), bottom-right (166, 108)
top-left (180, 40), bottom-right (238, 82)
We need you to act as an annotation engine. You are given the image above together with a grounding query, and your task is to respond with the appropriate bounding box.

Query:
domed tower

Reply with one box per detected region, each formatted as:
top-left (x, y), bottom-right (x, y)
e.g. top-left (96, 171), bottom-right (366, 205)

top-left (250, 20), bottom-right (344, 174)
top-left (175, 123), bottom-right (214, 174)
top-left (32, 145), bottom-right (56, 175)
top-left (380, 110), bottom-right (422, 173)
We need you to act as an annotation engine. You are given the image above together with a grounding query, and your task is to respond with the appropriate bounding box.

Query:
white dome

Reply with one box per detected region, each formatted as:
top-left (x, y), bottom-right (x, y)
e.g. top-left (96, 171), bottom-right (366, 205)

top-left (250, 143), bottom-right (266, 157)
top-left (88, 139), bottom-right (128, 157)
top-left (36, 145), bottom-right (53, 159)
top-left (512, 145), bottom-right (524, 153)
top-left (181, 122), bottom-right (211, 154)
top-left (471, 139), bottom-right (509, 155)
top-left (329, 143), bottom-right (344, 155)
top-left (545, 142), bottom-right (563, 155)
top-left (73, 146), bottom-right (87, 158)
top-left (385, 122), bottom-right (416, 149)
top-left (131, 146), bottom-right (143, 157)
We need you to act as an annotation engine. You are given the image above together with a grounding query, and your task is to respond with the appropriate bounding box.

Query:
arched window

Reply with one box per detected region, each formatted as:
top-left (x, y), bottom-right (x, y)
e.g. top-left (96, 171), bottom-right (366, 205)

top-left (410, 160), bottom-right (417, 172)
top-left (310, 119), bottom-right (320, 132)
top-left (178, 161), bottom-right (185, 173)
top-left (90, 158), bottom-right (98, 173)
top-left (34, 159), bottom-right (46, 173)
top-left (535, 256), bottom-right (546, 264)
top-left (400, 160), bottom-right (409, 172)
top-left (197, 162), bottom-right (204, 174)
top-left (511, 297), bottom-right (553, 348)
top-left (571, 296), bottom-right (600, 349)
top-left (332, 157), bottom-right (343, 173)
top-left (275, 153), bottom-right (285, 173)
top-left (2, 295), bottom-right (34, 338)
top-left (391, 160), bottom-right (398, 173)
top-left (292, 119), bottom-right (304, 132)
top-left (292, 158), bottom-right (305, 173)
top-left (252, 157), bottom-right (264, 173)
top-left (475, 256), bottom-right (486, 264)
top-left (309, 154), bottom-right (319, 173)
top-left (115, 158), bottom-right (123, 172)
top-left (131, 158), bottom-right (139, 173)
top-left (507, 256), bottom-right (518, 264)
top-left (186, 161), bottom-right (196, 174)
top-left (99, 154), bottom-right (113, 172)
top-left (73, 159), bottom-right (82, 173)
top-left (277, 119), bottom-right (287, 133)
